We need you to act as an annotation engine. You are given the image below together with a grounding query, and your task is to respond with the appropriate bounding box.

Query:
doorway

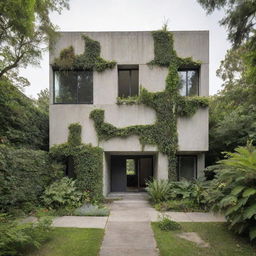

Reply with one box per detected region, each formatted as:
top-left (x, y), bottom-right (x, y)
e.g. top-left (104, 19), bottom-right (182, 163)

top-left (111, 155), bottom-right (153, 192)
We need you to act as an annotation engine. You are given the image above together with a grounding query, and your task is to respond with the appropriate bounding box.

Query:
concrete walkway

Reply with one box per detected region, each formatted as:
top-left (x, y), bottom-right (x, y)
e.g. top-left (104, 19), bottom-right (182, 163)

top-left (100, 193), bottom-right (159, 256)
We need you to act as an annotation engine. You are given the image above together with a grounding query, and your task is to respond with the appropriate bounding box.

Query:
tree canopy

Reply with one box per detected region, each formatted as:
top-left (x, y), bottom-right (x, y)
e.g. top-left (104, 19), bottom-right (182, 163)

top-left (0, 0), bottom-right (69, 83)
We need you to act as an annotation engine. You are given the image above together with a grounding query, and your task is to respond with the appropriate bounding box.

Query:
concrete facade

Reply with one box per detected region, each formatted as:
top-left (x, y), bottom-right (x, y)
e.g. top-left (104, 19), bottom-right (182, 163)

top-left (49, 31), bottom-right (209, 196)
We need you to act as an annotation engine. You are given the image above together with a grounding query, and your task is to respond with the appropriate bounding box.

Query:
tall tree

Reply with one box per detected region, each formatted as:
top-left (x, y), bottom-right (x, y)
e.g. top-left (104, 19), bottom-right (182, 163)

top-left (197, 0), bottom-right (256, 47)
top-left (0, 0), bottom-right (69, 84)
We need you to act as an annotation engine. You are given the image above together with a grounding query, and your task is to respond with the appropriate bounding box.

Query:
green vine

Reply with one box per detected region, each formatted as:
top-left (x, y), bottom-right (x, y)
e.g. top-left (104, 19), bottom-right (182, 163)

top-left (90, 29), bottom-right (209, 180)
top-left (50, 123), bottom-right (103, 201)
top-left (52, 35), bottom-right (116, 72)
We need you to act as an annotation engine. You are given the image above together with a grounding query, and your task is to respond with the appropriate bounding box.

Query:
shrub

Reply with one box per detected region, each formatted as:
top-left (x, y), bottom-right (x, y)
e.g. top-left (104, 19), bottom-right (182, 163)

top-left (0, 214), bottom-right (52, 256)
top-left (157, 214), bottom-right (181, 231)
top-left (206, 143), bottom-right (256, 241)
top-left (155, 199), bottom-right (205, 212)
top-left (42, 177), bottom-right (88, 209)
top-left (146, 179), bottom-right (172, 203)
top-left (74, 203), bottom-right (110, 216)
top-left (0, 145), bottom-right (63, 213)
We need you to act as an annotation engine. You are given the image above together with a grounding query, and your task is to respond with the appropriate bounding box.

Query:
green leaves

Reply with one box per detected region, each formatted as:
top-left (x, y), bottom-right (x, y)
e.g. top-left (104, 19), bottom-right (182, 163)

top-left (243, 204), bottom-right (256, 219)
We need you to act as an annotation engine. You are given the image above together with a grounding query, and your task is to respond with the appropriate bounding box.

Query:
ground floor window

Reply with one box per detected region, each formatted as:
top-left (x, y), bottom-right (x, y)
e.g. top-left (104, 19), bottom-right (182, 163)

top-left (177, 155), bottom-right (197, 180)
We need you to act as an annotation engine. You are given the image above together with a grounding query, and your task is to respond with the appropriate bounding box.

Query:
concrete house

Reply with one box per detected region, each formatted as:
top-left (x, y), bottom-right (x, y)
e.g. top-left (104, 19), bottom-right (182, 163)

top-left (49, 31), bottom-right (209, 196)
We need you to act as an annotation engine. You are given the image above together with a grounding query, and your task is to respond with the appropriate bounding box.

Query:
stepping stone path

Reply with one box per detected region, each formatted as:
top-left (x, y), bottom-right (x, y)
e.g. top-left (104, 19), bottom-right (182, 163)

top-left (100, 193), bottom-right (159, 256)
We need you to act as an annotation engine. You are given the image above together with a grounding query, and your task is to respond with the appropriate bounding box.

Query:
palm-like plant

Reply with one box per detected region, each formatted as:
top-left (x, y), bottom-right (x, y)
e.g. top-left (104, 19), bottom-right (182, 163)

top-left (208, 142), bottom-right (256, 240)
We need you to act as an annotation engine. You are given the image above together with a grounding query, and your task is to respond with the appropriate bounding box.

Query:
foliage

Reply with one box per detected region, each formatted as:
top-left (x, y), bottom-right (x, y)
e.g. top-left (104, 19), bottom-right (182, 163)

top-left (50, 123), bottom-right (103, 201)
top-left (53, 35), bottom-right (116, 72)
top-left (157, 215), bottom-right (181, 231)
top-left (146, 179), bottom-right (209, 211)
top-left (36, 89), bottom-right (49, 114)
top-left (0, 144), bottom-right (63, 213)
top-left (0, 79), bottom-right (49, 150)
top-left (0, 214), bottom-right (52, 256)
top-left (155, 199), bottom-right (205, 212)
top-left (152, 222), bottom-right (256, 256)
top-left (145, 179), bottom-right (172, 203)
top-left (90, 29), bottom-right (208, 179)
top-left (42, 177), bottom-right (87, 209)
top-left (27, 227), bottom-right (104, 256)
top-left (0, 0), bottom-right (69, 82)
top-left (68, 123), bottom-right (82, 146)
top-left (197, 0), bottom-right (256, 47)
top-left (116, 96), bottom-right (140, 105)
top-left (206, 143), bottom-right (256, 241)
top-left (74, 203), bottom-right (110, 216)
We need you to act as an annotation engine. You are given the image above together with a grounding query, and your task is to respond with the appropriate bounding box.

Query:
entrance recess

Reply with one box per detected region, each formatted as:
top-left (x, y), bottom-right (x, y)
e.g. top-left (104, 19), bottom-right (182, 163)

top-left (111, 155), bottom-right (153, 192)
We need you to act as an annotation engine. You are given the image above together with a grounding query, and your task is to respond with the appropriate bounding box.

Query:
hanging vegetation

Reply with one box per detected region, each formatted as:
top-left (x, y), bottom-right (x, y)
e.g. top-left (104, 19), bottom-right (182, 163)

top-left (50, 123), bottom-right (103, 201)
top-left (90, 29), bottom-right (209, 180)
top-left (52, 35), bottom-right (116, 72)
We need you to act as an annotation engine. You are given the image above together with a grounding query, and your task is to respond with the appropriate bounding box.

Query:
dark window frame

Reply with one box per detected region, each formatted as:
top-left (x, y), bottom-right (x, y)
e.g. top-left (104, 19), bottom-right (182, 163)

top-left (177, 155), bottom-right (197, 181)
top-left (53, 69), bottom-right (94, 104)
top-left (118, 65), bottom-right (139, 98)
top-left (178, 68), bottom-right (200, 96)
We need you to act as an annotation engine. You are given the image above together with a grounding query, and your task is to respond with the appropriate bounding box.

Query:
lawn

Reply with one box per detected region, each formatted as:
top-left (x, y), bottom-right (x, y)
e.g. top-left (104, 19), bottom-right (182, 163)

top-left (152, 222), bottom-right (256, 256)
top-left (27, 228), bottom-right (104, 256)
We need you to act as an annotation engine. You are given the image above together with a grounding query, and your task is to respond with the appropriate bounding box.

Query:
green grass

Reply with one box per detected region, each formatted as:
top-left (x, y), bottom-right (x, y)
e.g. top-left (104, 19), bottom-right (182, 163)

top-left (152, 222), bottom-right (256, 256)
top-left (27, 228), bottom-right (104, 256)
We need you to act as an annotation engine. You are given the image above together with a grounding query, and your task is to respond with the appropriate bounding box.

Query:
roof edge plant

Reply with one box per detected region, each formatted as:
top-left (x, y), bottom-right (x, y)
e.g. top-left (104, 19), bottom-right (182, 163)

top-left (52, 35), bottom-right (116, 72)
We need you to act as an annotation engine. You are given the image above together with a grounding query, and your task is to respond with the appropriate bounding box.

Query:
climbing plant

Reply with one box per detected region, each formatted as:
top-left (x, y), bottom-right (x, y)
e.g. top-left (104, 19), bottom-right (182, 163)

top-left (90, 29), bottom-right (209, 180)
top-left (50, 123), bottom-right (103, 201)
top-left (52, 35), bottom-right (116, 72)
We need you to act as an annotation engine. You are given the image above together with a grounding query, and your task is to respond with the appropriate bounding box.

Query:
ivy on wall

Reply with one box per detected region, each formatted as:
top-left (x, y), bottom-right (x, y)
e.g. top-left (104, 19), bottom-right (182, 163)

top-left (52, 35), bottom-right (116, 72)
top-left (50, 123), bottom-right (103, 201)
top-left (90, 29), bottom-right (209, 180)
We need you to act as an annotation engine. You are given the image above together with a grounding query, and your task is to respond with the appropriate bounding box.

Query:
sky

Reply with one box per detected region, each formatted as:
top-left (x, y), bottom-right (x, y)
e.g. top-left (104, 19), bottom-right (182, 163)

top-left (21, 0), bottom-right (231, 98)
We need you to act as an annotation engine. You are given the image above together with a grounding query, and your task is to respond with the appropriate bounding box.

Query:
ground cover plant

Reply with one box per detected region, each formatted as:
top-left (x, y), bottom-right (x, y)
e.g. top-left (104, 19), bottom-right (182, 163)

top-left (152, 222), bottom-right (256, 256)
top-left (26, 227), bottom-right (104, 256)
top-left (146, 179), bottom-right (208, 212)
top-left (0, 214), bottom-right (52, 256)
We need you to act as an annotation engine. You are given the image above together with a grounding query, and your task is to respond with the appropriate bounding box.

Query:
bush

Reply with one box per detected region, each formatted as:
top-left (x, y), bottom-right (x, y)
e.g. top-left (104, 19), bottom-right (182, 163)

top-left (74, 203), bottom-right (110, 216)
top-left (155, 199), bottom-right (205, 212)
top-left (206, 143), bottom-right (256, 241)
top-left (157, 215), bottom-right (181, 231)
top-left (0, 145), bottom-right (63, 213)
top-left (42, 177), bottom-right (88, 210)
top-left (0, 214), bottom-right (52, 256)
top-left (145, 179), bottom-right (172, 203)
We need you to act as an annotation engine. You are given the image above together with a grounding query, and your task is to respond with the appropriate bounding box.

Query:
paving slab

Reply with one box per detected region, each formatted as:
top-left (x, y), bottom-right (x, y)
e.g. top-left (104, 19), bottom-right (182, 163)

top-left (100, 193), bottom-right (159, 256)
top-left (52, 216), bottom-right (108, 228)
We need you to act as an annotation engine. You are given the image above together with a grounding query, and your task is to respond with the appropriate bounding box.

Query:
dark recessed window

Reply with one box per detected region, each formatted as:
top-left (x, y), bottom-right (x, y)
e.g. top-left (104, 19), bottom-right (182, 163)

top-left (178, 70), bottom-right (199, 96)
top-left (118, 65), bottom-right (139, 98)
top-left (177, 155), bottom-right (197, 180)
top-left (54, 70), bottom-right (93, 104)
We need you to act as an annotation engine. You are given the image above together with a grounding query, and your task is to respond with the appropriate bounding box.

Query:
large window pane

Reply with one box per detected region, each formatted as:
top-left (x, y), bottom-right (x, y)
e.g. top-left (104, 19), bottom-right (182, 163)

top-left (178, 71), bottom-right (187, 96)
top-left (178, 70), bottom-right (199, 96)
top-left (187, 70), bottom-right (199, 96)
top-left (118, 65), bottom-right (139, 98)
top-left (77, 71), bottom-right (93, 103)
top-left (177, 156), bottom-right (197, 180)
top-left (54, 71), bottom-right (93, 104)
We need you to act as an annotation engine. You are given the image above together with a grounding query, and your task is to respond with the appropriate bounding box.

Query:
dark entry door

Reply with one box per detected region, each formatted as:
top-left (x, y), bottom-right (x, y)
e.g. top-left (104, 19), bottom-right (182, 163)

top-left (139, 157), bottom-right (153, 187)
top-left (111, 156), bottom-right (126, 192)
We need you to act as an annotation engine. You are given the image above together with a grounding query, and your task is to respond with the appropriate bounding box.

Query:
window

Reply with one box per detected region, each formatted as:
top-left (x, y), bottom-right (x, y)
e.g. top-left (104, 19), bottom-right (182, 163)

top-left (118, 65), bottom-right (139, 98)
top-left (54, 70), bottom-right (93, 104)
top-left (177, 155), bottom-right (197, 180)
top-left (126, 159), bottom-right (136, 175)
top-left (178, 70), bottom-right (199, 96)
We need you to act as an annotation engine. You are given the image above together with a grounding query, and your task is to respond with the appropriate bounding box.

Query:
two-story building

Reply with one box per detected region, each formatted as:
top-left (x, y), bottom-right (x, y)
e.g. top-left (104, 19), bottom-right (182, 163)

top-left (49, 31), bottom-right (209, 196)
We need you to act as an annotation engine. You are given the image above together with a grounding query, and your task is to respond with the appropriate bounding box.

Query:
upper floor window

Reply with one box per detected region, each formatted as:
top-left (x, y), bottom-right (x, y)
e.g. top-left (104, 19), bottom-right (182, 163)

top-left (53, 70), bottom-right (93, 104)
top-left (178, 69), bottom-right (199, 96)
top-left (118, 65), bottom-right (139, 98)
